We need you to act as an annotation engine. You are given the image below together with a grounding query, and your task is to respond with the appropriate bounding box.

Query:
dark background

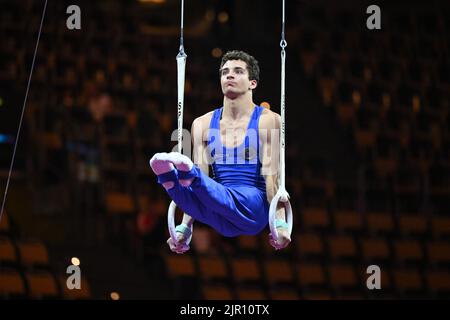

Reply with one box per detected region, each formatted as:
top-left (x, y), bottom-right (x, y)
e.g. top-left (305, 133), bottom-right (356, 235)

top-left (0, 0), bottom-right (449, 300)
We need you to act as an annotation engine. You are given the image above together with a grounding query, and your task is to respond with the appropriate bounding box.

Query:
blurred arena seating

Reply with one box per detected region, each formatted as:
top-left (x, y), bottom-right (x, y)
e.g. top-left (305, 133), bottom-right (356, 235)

top-left (0, 0), bottom-right (449, 299)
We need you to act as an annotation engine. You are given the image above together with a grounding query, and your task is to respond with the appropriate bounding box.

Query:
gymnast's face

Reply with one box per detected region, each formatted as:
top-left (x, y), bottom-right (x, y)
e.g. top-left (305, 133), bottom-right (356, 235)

top-left (220, 60), bottom-right (257, 98)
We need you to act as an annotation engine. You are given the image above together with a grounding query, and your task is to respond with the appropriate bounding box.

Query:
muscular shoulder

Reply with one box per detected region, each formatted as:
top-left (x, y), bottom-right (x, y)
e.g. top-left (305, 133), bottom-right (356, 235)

top-left (259, 108), bottom-right (281, 130)
top-left (191, 111), bottom-right (214, 142)
top-left (192, 111), bottom-right (214, 129)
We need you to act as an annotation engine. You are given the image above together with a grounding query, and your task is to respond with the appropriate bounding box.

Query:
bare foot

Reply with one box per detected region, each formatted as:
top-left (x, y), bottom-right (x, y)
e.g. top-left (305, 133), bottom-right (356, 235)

top-left (166, 152), bottom-right (195, 187)
top-left (149, 153), bottom-right (175, 190)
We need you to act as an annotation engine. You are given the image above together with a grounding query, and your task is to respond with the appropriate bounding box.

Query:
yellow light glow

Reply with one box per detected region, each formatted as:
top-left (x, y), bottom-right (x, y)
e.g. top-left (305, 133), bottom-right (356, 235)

top-left (260, 102), bottom-right (271, 109)
top-left (352, 91), bottom-right (361, 107)
top-left (71, 257), bottom-right (80, 266)
top-left (137, 0), bottom-right (165, 4)
top-left (412, 95), bottom-right (420, 113)
top-left (218, 12), bottom-right (229, 24)
top-left (212, 48), bottom-right (223, 58)
top-left (110, 292), bottom-right (120, 300)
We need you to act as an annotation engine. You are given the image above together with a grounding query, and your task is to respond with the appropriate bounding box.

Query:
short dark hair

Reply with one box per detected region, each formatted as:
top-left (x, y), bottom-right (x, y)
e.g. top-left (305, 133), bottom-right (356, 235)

top-left (220, 50), bottom-right (260, 83)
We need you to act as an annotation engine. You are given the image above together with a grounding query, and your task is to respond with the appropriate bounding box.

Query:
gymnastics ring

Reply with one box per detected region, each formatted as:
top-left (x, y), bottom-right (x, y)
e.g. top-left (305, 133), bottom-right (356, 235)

top-left (167, 200), bottom-right (193, 250)
top-left (268, 188), bottom-right (293, 242)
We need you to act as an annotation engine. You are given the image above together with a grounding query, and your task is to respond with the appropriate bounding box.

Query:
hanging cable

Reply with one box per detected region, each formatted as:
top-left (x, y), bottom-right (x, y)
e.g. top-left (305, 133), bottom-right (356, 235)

top-left (167, 0), bottom-right (192, 251)
top-left (268, 0), bottom-right (293, 246)
top-left (0, 0), bottom-right (48, 224)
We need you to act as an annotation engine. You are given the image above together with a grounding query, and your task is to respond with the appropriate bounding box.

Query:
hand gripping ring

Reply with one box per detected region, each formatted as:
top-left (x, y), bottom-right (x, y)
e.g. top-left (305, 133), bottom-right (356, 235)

top-left (268, 188), bottom-right (293, 241)
top-left (168, 200), bottom-right (193, 250)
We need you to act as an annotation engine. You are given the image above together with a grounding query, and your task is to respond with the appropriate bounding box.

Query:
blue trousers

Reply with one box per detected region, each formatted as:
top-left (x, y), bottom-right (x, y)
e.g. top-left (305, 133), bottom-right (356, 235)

top-left (161, 166), bottom-right (269, 237)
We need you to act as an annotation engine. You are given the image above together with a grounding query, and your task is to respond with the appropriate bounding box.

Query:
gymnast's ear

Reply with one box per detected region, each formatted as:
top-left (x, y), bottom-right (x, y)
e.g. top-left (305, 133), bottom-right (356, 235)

top-left (249, 79), bottom-right (257, 90)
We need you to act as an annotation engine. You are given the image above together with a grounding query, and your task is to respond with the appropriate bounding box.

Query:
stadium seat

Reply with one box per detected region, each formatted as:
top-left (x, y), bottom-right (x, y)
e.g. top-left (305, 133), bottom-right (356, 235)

top-left (230, 257), bottom-right (262, 286)
top-left (17, 240), bottom-right (50, 269)
top-left (202, 284), bottom-right (233, 300)
top-left (294, 232), bottom-right (325, 260)
top-left (0, 269), bottom-right (26, 298)
top-left (164, 254), bottom-right (196, 278)
top-left (263, 258), bottom-right (295, 287)
top-left (198, 255), bottom-right (229, 284)
top-left (25, 271), bottom-right (60, 299)
top-left (327, 234), bottom-right (358, 261)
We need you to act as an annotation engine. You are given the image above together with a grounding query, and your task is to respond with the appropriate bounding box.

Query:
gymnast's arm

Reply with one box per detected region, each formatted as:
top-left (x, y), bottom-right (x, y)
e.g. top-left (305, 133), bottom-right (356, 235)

top-left (261, 111), bottom-right (291, 249)
top-left (180, 115), bottom-right (210, 227)
top-left (260, 111), bottom-right (285, 219)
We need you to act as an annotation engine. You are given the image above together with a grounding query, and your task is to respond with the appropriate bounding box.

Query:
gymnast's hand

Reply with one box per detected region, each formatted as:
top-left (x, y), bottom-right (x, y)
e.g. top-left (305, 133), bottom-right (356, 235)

top-left (269, 227), bottom-right (291, 250)
top-left (166, 231), bottom-right (190, 254)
